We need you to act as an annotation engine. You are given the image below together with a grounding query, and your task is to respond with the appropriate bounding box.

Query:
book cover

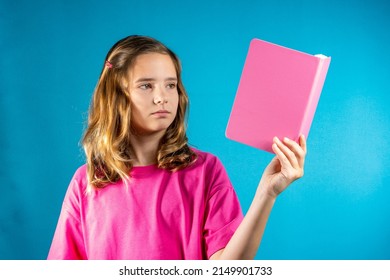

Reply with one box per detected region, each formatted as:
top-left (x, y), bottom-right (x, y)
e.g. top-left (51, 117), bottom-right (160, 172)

top-left (226, 38), bottom-right (331, 153)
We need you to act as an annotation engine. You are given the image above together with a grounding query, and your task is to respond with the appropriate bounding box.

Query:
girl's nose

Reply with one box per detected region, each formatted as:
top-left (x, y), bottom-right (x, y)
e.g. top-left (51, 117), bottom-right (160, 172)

top-left (153, 95), bottom-right (163, 104)
top-left (153, 88), bottom-right (168, 105)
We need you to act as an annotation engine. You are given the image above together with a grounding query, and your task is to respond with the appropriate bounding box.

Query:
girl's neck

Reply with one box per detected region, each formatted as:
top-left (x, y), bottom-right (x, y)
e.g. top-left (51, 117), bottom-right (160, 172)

top-left (130, 131), bottom-right (164, 166)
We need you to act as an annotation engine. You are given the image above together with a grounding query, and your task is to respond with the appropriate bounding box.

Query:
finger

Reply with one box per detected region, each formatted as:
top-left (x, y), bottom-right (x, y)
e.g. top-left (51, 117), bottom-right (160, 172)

top-left (273, 137), bottom-right (297, 168)
top-left (264, 155), bottom-right (281, 176)
top-left (283, 137), bottom-right (306, 167)
top-left (272, 142), bottom-right (290, 168)
top-left (299, 135), bottom-right (307, 155)
top-left (274, 137), bottom-right (299, 168)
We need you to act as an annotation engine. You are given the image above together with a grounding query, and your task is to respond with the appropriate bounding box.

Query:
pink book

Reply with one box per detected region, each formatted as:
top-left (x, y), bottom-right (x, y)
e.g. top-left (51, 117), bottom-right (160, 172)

top-left (226, 38), bottom-right (331, 153)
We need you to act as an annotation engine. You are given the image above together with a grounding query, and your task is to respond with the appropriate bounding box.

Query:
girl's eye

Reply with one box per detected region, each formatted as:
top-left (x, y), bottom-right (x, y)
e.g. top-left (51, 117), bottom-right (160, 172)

top-left (139, 83), bottom-right (152, 90)
top-left (167, 83), bottom-right (177, 89)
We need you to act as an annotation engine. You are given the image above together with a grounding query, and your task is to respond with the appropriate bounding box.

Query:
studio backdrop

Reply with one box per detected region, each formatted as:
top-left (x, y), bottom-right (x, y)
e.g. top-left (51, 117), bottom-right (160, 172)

top-left (1, 0), bottom-right (389, 259)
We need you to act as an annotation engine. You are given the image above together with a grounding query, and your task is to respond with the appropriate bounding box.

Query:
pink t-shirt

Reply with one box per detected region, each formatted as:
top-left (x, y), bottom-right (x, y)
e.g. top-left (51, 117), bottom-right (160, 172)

top-left (47, 150), bottom-right (243, 260)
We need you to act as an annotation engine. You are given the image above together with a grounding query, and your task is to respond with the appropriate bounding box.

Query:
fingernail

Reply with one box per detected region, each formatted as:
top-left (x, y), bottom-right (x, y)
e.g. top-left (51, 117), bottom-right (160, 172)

top-left (284, 137), bottom-right (290, 142)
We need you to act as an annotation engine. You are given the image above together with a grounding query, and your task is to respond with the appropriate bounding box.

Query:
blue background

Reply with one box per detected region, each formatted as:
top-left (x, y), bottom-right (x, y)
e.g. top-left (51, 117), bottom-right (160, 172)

top-left (1, 0), bottom-right (389, 260)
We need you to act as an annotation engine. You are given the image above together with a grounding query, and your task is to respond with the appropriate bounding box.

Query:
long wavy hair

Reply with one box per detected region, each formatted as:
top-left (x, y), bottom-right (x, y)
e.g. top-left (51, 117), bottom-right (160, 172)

top-left (82, 35), bottom-right (197, 189)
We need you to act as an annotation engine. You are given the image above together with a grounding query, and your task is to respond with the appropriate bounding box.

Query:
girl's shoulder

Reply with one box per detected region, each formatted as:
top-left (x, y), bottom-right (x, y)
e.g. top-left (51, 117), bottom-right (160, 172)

top-left (189, 147), bottom-right (233, 193)
top-left (191, 147), bottom-right (217, 162)
top-left (190, 147), bottom-right (225, 170)
top-left (67, 164), bottom-right (89, 192)
top-left (73, 164), bottom-right (88, 181)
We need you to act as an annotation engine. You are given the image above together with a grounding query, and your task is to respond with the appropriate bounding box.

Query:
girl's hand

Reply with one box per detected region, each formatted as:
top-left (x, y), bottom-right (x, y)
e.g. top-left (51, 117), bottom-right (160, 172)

top-left (260, 135), bottom-right (307, 198)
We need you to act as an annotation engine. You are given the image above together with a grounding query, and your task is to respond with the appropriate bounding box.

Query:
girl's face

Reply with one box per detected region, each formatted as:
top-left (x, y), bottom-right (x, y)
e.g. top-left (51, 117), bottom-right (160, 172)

top-left (127, 53), bottom-right (179, 136)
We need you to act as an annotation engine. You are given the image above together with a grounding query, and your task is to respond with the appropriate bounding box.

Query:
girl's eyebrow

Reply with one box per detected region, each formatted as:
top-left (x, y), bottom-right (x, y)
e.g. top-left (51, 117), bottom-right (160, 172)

top-left (135, 77), bottom-right (177, 83)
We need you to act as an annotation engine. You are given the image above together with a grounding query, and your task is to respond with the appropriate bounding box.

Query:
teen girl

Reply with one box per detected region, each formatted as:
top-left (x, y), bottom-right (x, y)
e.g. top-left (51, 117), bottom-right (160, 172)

top-left (48, 35), bottom-right (306, 260)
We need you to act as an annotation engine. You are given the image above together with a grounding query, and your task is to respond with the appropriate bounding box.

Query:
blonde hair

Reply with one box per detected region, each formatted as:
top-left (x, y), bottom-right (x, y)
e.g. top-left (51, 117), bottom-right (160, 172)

top-left (82, 35), bottom-right (197, 188)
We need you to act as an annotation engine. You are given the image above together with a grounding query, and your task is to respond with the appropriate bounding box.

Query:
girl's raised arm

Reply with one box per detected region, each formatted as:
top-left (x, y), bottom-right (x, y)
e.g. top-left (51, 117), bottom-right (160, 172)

top-left (210, 135), bottom-right (307, 260)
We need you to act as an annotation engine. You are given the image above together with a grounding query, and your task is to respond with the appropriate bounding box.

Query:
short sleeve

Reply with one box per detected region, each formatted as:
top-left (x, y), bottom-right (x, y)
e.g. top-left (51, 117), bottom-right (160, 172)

top-left (202, 158), bottom-right (244, 259)
top-left (47, 172), bottom-right (87, 260)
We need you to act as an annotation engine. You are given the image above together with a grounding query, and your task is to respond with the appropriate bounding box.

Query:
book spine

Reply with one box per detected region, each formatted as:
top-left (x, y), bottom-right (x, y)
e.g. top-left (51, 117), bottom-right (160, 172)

top-left (299, 57), bottom-right (331, 139)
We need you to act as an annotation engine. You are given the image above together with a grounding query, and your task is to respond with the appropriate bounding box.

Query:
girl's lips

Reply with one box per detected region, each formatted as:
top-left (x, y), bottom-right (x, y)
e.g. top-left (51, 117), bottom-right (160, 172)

top-left (152, 110), bottom-right (170, 114)
top-left (151, 110), bottom-right (170, 117)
